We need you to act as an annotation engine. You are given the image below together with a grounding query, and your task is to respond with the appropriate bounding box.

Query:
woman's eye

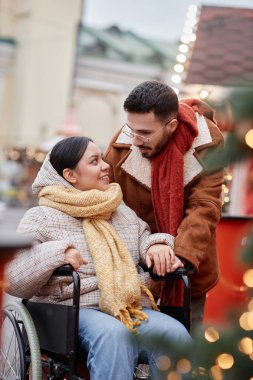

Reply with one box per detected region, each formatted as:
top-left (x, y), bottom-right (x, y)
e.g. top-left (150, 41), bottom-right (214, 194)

top-left (91, 159), bottom-right (98, 164)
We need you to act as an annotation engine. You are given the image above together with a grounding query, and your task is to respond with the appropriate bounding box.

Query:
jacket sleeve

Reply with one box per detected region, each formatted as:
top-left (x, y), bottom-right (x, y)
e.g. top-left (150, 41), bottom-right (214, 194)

top-left (5, 208), bottom-right (73, 299)
top-left (136, 212), bottom-right (175, 266)
top-left (174, 167), bottom-right (224, 271)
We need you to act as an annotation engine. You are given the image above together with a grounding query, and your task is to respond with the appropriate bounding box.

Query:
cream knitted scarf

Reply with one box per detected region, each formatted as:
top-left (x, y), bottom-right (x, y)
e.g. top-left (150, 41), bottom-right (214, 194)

top-left (39, 183), bottom-right (158, 331)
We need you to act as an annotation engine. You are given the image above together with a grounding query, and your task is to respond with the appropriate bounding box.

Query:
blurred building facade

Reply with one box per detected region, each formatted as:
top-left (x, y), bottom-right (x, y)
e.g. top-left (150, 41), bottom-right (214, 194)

top-left (0, 1), bottom-right (178, 150)
top-left (0, 0), bottom-right (82, 150)
top-left (177, 5), bottom-right (253, 216)
top-left (0, 0), bottom-right (178, 207)
top-left (74, 25), bottom-right (178, 147)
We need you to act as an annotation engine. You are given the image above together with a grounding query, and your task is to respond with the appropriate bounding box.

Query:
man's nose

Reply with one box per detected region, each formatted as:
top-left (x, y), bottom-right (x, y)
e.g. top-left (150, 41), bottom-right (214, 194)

top-left (132, 135), bottom-right (143, 146)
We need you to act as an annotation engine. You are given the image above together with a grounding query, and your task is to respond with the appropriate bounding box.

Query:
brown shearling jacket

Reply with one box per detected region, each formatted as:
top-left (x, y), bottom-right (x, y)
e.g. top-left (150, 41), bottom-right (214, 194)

top-left (104, 113), bottom-right (224, 297)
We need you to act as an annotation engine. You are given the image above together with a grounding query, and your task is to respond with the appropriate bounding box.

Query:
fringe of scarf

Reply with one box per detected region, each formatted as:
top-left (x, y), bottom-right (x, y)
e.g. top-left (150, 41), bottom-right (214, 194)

top-left (39, 183), bottom-right (158, 332)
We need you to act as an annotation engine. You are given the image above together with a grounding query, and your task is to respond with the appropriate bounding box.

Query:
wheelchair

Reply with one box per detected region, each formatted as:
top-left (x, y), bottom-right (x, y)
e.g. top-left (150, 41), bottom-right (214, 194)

top-left (0, 265), bottom-right (191, 380)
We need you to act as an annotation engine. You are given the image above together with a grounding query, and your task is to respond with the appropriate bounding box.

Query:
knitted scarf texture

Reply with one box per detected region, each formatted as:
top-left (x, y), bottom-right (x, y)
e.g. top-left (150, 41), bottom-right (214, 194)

top-left (39, 182), bottom-right (158, 332)
top-left (150, 99), bottom-right (215, 306)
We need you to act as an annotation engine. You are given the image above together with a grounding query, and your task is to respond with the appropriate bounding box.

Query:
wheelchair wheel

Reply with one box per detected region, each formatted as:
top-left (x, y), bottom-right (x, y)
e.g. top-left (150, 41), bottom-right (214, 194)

top-left (0, 300), bottom-right (42, 380)
top-left (134, 364), bottom-right (150, 379)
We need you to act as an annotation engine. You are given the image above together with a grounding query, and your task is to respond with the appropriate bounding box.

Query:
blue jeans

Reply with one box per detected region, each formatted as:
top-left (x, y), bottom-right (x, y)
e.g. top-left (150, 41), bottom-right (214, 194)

top-left (78, 308), bottom-right (192, 380)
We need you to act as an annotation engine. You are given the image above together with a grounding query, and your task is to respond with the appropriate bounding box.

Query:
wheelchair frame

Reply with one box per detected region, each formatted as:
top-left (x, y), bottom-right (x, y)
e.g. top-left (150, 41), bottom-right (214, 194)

top-left (1, 265), bottom-right (191, 380)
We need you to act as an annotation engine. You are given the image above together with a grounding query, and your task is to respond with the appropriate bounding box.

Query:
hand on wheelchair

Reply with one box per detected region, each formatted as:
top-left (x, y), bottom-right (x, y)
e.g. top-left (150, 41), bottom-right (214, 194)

top-left (146, 244), bottom-right (184, 276)
top-left (64, 247), bottom-right (88, 271)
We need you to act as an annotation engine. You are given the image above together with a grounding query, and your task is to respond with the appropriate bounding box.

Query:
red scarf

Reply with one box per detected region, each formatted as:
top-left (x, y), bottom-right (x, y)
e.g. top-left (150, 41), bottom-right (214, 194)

top-left (150, 99), bottom-right (215, 306)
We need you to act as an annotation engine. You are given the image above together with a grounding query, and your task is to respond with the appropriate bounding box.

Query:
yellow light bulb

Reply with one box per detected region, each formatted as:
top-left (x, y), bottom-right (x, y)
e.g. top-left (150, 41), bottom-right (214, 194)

top-left (239, 312), bottom-right (253, 330)
top-left (204, 327), bottom-right (220, 342)
top-left (216, 353), bottom-right (234, 369)
top-left (210, 365), bottom-right (223, 380)
top-left (167, 371), bottom-right (182, 380)
top-left (248, 299), bottom-right (253, 311)
top-left (156, 355), bottom-right (171, 371)
top-left (176, 359), bottom-right (192, 374)
top-left (243, 269), bottom-right (253, 287)
top-left (245, 129), bottom-right (253, 149)
top-left (238, 337), bottom-right (253, 354)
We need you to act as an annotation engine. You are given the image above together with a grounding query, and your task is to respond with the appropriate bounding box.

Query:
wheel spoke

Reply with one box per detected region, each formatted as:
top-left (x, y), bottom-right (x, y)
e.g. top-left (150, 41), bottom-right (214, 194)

top-left (0, 311), bottom-right (24, 380)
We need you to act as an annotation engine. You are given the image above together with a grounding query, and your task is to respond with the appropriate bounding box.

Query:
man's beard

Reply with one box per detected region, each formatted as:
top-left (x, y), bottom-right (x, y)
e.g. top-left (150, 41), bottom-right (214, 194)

top-left (140, 134), bottom-right (170, 158)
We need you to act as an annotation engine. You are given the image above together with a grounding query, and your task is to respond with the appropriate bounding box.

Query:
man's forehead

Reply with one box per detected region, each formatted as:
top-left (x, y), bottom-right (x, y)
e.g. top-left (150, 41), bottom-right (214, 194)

top-left (127, 112), bottom-right (160, 128)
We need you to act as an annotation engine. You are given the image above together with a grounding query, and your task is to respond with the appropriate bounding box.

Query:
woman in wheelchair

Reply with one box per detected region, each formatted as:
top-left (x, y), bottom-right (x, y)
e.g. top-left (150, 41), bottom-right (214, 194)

top-left (6, 136), bottom-right (191, 380)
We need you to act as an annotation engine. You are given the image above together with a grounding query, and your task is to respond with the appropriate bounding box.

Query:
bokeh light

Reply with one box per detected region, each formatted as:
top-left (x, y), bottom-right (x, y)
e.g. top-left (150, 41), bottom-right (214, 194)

top-left (240, 312), bottom-right (253, 330)
top-left (167, 371), bottom-right (182, 380)
top-left (176, 358), bottom-right (191, 374)
top-left (155, 355), bottom-right (171, 371)
top-left (243, 269), bottom-right (253, 287)
top-left (245, 129), bottom-right (253, 149)
top-left (210, 365), bottom-right (223, 380)
top-left (238, 337), bottom-right (253, 355)
top-left (204, 327), bottom-right (220, 342)
top-left (216, 353), bottom-right (234, 369)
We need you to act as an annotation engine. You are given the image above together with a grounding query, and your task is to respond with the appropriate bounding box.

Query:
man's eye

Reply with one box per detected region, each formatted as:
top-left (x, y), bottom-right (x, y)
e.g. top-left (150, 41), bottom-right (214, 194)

top-left (140, 131), bottom-right (151, 136)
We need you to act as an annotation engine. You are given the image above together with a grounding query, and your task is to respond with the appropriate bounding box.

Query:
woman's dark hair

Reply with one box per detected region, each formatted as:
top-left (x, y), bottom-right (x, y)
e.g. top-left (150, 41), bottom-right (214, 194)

top-left (124, 80), bottom-right (179, 121)
top-left (50, 136), bottom-right (93, 177)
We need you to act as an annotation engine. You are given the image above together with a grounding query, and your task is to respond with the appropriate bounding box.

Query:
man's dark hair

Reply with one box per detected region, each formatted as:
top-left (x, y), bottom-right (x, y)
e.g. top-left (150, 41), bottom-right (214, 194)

top-left (124, 81), bottom-right (179, 121)
top-left (50, 136), bottom-right (93, 177)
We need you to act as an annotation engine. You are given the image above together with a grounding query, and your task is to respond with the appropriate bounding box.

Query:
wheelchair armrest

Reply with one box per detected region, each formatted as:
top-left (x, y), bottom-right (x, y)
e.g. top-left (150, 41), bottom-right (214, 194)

top-left (149, 267), bottom-right (192, 332)
top-left (52, 264), bottom-right (80, 319)
top-left (53, 264), bottom-right (75, 276)
top-left (149, 267), bottom-right (189, 280)
top-left (149, 267), bottom-right (191, 307)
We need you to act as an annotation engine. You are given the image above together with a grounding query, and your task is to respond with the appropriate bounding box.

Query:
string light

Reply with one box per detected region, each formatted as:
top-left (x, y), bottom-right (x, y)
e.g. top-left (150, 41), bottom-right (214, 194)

top-left (2, 146), bottom-right (46, 206)
top-left (216, 353), bottom-right (234, 369)
top-left (8, 149), bottom-right (20, 161)
top-left (176, 54), bottom-right (187, 63)
top-left (167, 371), bottom-right (182, 380)
top-left (239, 311), bottom-right (253, 330)
top-left (248, 299), bottom-right (253, 311)
top-left (171, 74), bottom-right (182, 84)
top-left (26, 146), bottom-right (36, 158)
top-left (197, 367), bottom-right (207, 375)
top-left (176, 359), bottom-right (192, 374)
top-left (171, 4), bottom-right (199, 92)
top-left (222, 169), bottom-right (233, 208)
top-left (238, 337), bottom-right (253, 355)
top-left (178, 44), bottom-right (189, 53)
top-left (204, 327), bottom-right (220, 342)
top-left (156, 355), bottom-right (171, 371)
top-left (174, 63), bottom-right (184, 73)
top-left (199, 89), bottom-right (209, 100)
top-left (245, 129), bottom-right (253, 149)
top-left (243, 269), bottom-right (253, 287)
top-left (210, 365), bottom-right (223, 380)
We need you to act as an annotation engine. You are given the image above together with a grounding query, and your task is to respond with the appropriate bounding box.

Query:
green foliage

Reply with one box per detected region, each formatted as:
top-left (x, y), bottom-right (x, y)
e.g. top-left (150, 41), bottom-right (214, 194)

top-left (204, 132), bottom-right (251, 171)
top-left (228, 87), bottom-right (253, 122)
top-left (241, 234), bottom-right (253, 266)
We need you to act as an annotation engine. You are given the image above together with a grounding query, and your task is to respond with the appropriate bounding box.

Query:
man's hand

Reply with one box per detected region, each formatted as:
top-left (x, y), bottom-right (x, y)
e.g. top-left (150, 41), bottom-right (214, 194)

top-left (146, 244), bottom-right (184, 276)
top-left (65, 248), bottom-right (88, 271)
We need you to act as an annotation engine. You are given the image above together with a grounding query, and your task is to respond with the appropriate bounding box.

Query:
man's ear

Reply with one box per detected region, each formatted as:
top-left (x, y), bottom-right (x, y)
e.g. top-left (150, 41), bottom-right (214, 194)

top-left (170, 119), bottom-right (178, 134)
top-left (63, 168), bottom-right (77, 184)
top-left (167, 119), bottom-right (178, 136)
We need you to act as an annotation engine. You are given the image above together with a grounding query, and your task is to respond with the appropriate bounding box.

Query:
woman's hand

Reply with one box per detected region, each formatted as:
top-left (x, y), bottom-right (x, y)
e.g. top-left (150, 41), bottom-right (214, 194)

top-left (146, 244), bottom-right (184, 276)
top-left (64, 247), bottom-right (88, 271)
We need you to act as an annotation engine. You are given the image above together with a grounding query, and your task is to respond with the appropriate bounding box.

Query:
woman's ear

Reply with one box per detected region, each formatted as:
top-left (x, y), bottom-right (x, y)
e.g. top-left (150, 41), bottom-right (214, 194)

top-left (63, 168), bottom-right (77, 184)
